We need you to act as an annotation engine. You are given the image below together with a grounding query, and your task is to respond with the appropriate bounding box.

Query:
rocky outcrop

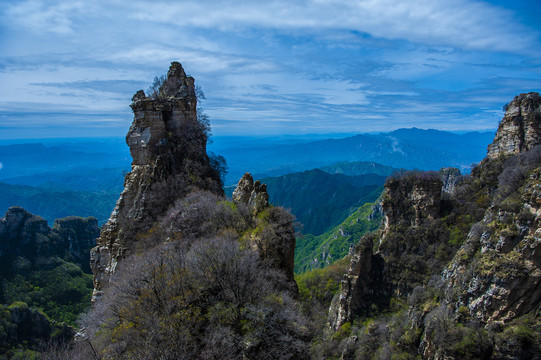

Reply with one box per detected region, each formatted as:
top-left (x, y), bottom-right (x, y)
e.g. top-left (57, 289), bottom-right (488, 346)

top-left (91, 62), bottom-right (222, 299)
top-left (0, 206), bottom-right (98, 275)
top-left (382, 173), bottom-right (442, 231)
top-left (328, 173), bottom-right (443, 329)
top-left (52, 216), bottom-right (100, 272)
top-left (443, 162), bottom-right (541, 324)
top-left (0, 302), bottom-right (74, 356)
top-left (232, 172), bottom-right (269, 213)
top-left (328, 235), bottom-right (386, 331)
top-left (232, 173), bottom-right (295, 280)
top-left (439, 167), bottom-right (461, 195)
top-left (487, 92), bottom-right (541, 159)
top-left (440, 93), bottom-right (541, 325)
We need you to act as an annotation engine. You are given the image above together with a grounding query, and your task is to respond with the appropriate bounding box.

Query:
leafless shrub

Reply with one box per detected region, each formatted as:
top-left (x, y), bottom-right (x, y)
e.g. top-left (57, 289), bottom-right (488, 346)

top-left (81, 236), bottom-right (310, 359)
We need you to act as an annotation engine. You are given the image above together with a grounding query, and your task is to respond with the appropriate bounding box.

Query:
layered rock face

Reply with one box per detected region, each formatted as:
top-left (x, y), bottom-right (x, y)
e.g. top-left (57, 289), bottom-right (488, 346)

top-left (382, 173), bottom-right (443, 230)
top-left (487, 92), bottom-right (541, 159)
top-left (91, 62), bottom-right (222, 298)
top-left (0, 206), bottom-right (98, 274)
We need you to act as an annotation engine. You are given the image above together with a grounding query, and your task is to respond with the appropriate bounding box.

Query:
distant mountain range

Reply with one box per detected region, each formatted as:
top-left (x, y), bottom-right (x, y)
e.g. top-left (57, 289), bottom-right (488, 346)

top-left (0, 128), bottom-right (493, 227)
top-left (214, 128), bottom-right (494, 184)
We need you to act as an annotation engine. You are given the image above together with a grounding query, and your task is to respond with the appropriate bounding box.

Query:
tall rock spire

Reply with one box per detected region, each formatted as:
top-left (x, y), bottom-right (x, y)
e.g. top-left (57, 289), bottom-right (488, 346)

top-left (90, 62), bottom-right (222, 300)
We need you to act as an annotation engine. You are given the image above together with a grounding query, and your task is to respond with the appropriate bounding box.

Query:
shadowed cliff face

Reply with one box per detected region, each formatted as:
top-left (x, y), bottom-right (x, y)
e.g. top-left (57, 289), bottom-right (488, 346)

top-left (382, 173), bottom-right (443, 230)
top-left (0, 206), bottom-right (98, 275)
top-left (91, 62), bottom-right (223, 299)
top-left (328, 173), bottom-right (444, 331)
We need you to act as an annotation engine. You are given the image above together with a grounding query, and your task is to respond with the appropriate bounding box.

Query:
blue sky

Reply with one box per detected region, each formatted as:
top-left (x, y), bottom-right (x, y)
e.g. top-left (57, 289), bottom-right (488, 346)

top-left (0, 0), bottom-right (540, 138)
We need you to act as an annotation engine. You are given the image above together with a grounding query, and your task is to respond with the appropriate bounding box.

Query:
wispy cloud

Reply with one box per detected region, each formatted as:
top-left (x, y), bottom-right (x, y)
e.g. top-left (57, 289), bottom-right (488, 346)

top-left (0, 0), bottom-right (539, 137)
top-left (126, 0), bottom-right (538, 53)
top-left (30, 80), bottom-right (149, 94)
top-left (4, 0), bottom-right (89, 34)
top-left (4, 0), bottom-right (539, 53)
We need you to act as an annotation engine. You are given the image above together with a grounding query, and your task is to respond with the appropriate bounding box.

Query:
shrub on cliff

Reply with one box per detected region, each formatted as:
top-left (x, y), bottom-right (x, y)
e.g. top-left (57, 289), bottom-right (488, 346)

top-left (76, 237), bottom-right (310, 359)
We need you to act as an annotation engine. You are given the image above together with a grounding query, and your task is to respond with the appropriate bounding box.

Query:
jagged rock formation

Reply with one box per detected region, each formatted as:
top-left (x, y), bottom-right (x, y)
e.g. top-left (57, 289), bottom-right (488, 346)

top-left (91, 62), bottom-right (222, 298)
top-left (232, 172), bottom-right (270, 213)
top-left (443, 156), bottom-right (541, 323)
top-left (232, 173), bottom-right (295, 280)
top-left (382, 173), bottom-right (442, 230)
top-left (329, 173), bottom-right (444, 330)
top-left (487, 92), bottom-right (541, 159)
top-left (439, 167), bottom-right (461, 195)
top-left (327, 235), bottom-right (385, 331)
top-left (443, 91), bottom-right (541, 323)
top-left (0, 206), bottom-right (98, 274)
top-left (91, 63), bottom-right (296, 298)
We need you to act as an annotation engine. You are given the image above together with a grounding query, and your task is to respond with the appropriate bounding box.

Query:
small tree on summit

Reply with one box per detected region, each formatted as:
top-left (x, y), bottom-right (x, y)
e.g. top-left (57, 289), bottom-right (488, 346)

top-left (146, 74), bottom-right (167, 100)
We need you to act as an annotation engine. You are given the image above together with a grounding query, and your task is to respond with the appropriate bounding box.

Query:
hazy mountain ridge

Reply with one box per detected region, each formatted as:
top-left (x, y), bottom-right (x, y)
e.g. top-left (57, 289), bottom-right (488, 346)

top-left (319, 161), bottom-right (400, 177)
top-left (215, 128), bottom-right (494, 184)
top-left (0, 181), bottom-right (119, 225)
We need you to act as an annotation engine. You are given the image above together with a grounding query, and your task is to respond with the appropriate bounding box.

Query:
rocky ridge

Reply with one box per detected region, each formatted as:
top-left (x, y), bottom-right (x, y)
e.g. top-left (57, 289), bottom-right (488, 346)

top-left (328, 92), bottom-right (541, 357)
top-left (328, 172), bottom-right (444, 330)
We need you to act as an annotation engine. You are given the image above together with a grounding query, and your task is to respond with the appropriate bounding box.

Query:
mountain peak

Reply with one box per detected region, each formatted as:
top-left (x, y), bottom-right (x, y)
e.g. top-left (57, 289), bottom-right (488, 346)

top-left (487, 92), bottom-right (541, 159)
top-left (91, 62), bottom-right (222, 300)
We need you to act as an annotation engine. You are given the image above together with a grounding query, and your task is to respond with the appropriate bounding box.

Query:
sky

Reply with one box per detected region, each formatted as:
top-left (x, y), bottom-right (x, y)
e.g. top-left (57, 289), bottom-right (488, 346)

top-left (0, 0), bottom-right (540, 138)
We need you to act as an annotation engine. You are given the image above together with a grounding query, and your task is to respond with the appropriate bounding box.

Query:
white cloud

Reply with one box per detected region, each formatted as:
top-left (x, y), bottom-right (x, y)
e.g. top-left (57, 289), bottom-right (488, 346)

top-left (4, 0), bottom-right (537, 53)
top-left (4, 0), bottom-right (88, 34)
top-left (126, 0), bottom-right (538, 53)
